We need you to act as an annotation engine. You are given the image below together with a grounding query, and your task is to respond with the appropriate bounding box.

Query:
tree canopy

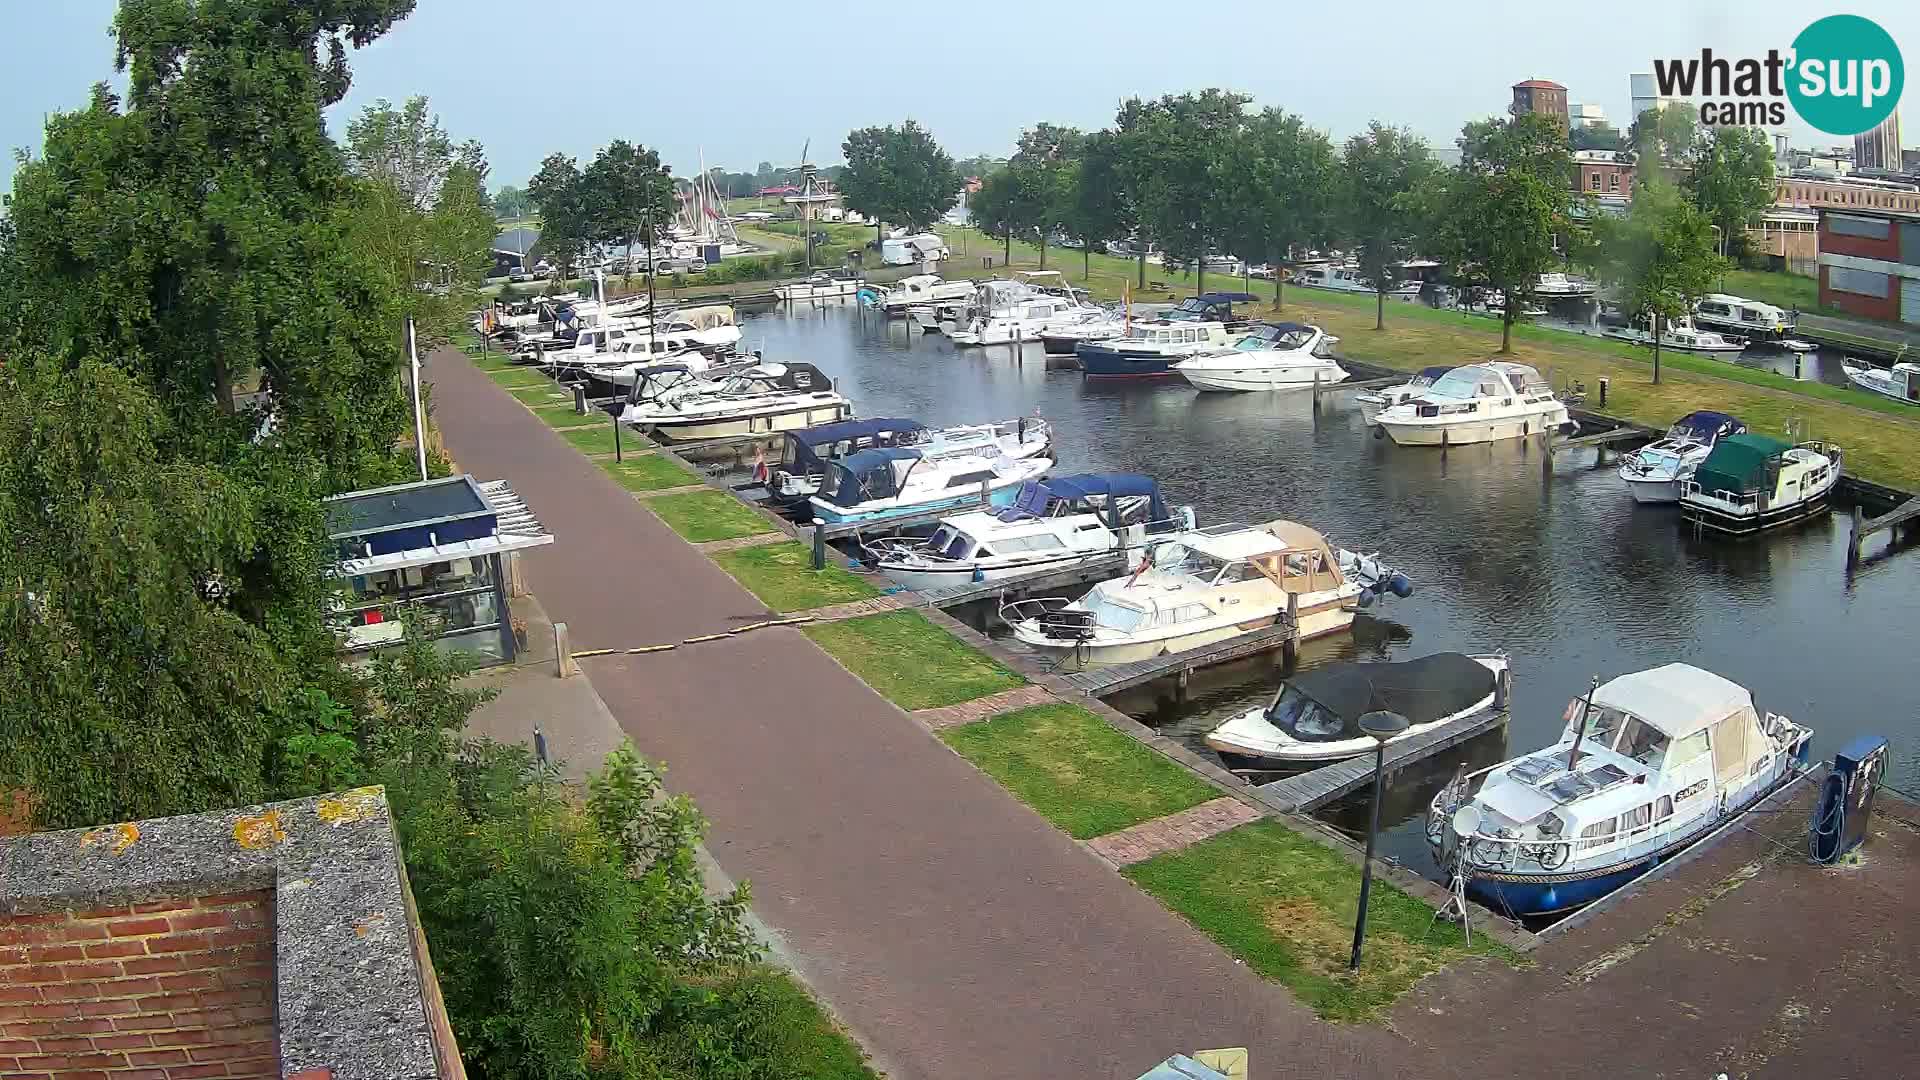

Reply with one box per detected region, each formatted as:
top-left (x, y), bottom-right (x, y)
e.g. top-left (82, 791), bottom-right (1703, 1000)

top-left (1597, 175), bottom-right (1726, 384)
top-left (1002, 122), bottom-right (1084, 268)
top-left (838, 120), bottom-right (961, 235)
top-left (1683, 125), bottom-right (1776, 259)
top-left (1340, 122), bottom-right (1436, 329)
top-left (1217, 107), bottom-right (1338, 306)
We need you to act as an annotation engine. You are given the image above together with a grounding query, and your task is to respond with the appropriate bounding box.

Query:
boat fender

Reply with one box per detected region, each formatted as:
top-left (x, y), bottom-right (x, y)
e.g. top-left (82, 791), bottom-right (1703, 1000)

top-left (1371, 425), bottom-right (1386, 441)
top-left (1356, 587), bottom-right (1377, 609)
top-left (1177, 506), bottom-right (1197, 530)
top-left (1387, 573), bottom-right (1414, 598)
top-left (972, 566), bottom-right (986, 583)
top-left (1493, 666), bottom-right (1511, 710)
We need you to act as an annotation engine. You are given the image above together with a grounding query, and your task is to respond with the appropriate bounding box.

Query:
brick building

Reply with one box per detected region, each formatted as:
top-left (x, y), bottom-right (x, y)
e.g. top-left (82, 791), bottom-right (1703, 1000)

top-left (1775, 175), bottom-right (1920, 214)
top-left (0, 790), bottom-right (464, 1080)
top-left (1511, 79), bottom-right (1569, 131)
top-left (1574, 149), bottom-right (1635, 199)
top-left (1816, 206), bottom-right (1920, 324)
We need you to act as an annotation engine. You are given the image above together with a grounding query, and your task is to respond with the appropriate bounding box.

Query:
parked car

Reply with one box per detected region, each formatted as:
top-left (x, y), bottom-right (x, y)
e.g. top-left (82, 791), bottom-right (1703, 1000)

top-left (689, 258), bottom-right (707, 273)
top-left (508, 268), bottom-right (533, 283)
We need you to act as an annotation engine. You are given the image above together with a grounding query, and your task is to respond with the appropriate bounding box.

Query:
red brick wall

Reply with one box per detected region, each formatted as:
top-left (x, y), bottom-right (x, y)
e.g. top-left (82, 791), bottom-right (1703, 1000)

top-left (0, 891), bottom-right (278, 1080)
top-left (1819, 222), bottom-right (1901, 261)
top-left (1818, 265), bottom-right (1901, 320)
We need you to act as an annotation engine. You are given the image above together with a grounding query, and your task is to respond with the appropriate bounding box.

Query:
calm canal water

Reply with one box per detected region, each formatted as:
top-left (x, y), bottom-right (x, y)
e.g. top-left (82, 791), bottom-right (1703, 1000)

top-left (738, 304), bottom-right (1918, 872)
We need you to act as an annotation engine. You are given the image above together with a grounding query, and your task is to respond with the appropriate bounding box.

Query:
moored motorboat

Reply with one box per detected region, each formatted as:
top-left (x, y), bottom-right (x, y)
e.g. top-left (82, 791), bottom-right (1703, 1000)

top-left (806, 446), bottom-right (1053, 525)
top-left (1840, 359), bottom-right (1920, 405)
top-left (1172, 323), bottom-right (1347, 392)
top-left (1604, 314), bottom-right (1745, 354)
top-left (878, 273), bottom-right (977, 315)
top-left (776, 270), bottom-right (865, 302)
top-left (1205, 652), bottom-right (1507, 772)
top-left (766, 416), bottom-right (1051, 510)
top-left (1373, 362), bottom-right (1571, 446)
top-left (1532, 272), bottom-right (1597, 298)
top-left (1692, 293), bottom-right (1795, 339)
top-left (1616, 411), bottom-right (1747, 504)
top-left (1040, 313), bottom-right (1128, 355)
top-left (1001, 520), bottom-right (1411, 665)
top-left (1678, 434), bottom-right (1841, 535)
top-left (1075, 321), bottom-right (1238, 379)
top-left (1356, 366), bottom-right (1452, 424)
top-left (620, 362), bottom-right (851, 442)
top-left (1428, 664), bottom-right (1812, 916)
top-left (862, 473), bottom-right (1191, 591)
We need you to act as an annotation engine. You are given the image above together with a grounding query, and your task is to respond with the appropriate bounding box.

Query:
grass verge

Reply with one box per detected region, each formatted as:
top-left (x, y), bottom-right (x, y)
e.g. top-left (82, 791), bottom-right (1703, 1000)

top-left (537, 406), bottom-right (610, 429)
top-left (713, 542), bottom-right (879, 612)
top-left (507, 384), bottom-right (567, 404)
top-left (486, 366), bottom-right (552, 389)
top-left (560, 425), bottom-right (623, 455)
top-left (599, 454), bottom-right (698, 492)
top-left (803, 610), bottom-right (1023, 710)
top-left (1124, 821), bottom-right (1516, 1022)
top-left (941, 703), bottom-right (1218, 839)
top-left (646, 489), bottom-right (777, 543)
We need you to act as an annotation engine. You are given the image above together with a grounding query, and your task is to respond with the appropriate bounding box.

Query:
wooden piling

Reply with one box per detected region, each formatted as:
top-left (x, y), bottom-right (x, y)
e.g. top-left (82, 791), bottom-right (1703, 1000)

top-left (1849, 504), bottom-right (1864, 567)
top-left (812, 524), bottom-right (827, 571)
top-left (1284, 591), bottom-right (1301, 664)
top-left (554, 621), bottom-right (578, 678)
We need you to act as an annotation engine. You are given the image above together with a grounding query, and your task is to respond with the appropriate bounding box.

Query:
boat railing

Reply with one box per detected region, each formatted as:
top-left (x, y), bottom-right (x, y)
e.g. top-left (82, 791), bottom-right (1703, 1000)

top-left (1679, 480), bottom-right (1759, 510)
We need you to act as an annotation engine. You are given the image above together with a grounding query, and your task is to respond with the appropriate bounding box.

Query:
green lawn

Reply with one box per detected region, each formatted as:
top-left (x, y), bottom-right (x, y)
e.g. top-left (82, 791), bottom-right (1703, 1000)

top-left (657, 966), bottom-right (879, 1079)
top-left (536, 406), bottom-right (610, 429)
top-left (560, 425), bottom-right (624, 455)
top-left (507, 384), bottom-right (567, 405)
top-left (713, 542), bottom-right (879, 612)
top-left (486, 366), bottom-right (552, 389)
top-left (1719, 267), bottom-right (1834, 317)
top-left (645, 489), bottom-right (777, 543)
top-left (1124, 821), bottom-right (1517, 1022)
top-left (941, 703), bottom-right (1218, 839)
top-left (803, 610), bottom-right (1024, 711)
top-left (599, 454), bottom-right (698, 492)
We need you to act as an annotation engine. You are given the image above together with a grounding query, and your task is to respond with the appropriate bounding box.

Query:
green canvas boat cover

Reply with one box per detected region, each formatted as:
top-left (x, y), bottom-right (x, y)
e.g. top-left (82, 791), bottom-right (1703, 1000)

top-left (1691, 433), bottom-right (1790, 497)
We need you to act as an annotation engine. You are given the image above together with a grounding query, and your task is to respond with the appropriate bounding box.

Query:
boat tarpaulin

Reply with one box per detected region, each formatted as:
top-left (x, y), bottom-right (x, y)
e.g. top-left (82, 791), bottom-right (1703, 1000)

top-left (784, 418), bottom-right (927, 473)
top-left (1029, 473), bottom-right (1168, 524)
top-left (1281, 652), bottom-right (1495, 738)
top-left (1670, 411), bottom-right (1746, 443)
top-left (1691, 433), bottom-right (1790, 497)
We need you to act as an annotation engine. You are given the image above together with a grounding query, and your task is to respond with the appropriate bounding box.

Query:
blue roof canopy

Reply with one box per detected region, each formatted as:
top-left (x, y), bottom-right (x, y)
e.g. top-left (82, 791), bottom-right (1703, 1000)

top-left (786, 418), bottom-right (927, 475)
top-left (996, 472), bottom-right (1168, 526)
top-left (822, 447), bottom-right (922, 506)
top-left (1671, 411), bottom-right (1746, 442)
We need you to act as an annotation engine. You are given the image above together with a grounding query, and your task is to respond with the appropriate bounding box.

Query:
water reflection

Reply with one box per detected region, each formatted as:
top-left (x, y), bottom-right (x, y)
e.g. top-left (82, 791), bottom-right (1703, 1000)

top-left (742, 307), bottom-right (1920, 862)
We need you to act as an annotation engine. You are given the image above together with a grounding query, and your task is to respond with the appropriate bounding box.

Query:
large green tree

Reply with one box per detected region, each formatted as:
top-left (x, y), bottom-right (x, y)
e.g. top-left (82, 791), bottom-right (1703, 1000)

top-left (527, 152), bottom-right (593, 282)
top-left (1684, 125), bottom-right (1775, 261)
top-left (1340, 122), bottom-right (1436, 330)
top-left (583, 140), bottom-right (675, 285)
top-left (1420, 113), bottom-right (1575, 352)
top-left (968, 168), bottom-right (1021, 267)
top-left (1060, 130), bottom-right (1134, 281)
top-left (1598, 176), bottom-right (1726, 384)
top-left (1218, 107), bottom-right (1337, 310)
top-left (1113, 89), bottom-right (1249, 295)
top-left (838, 120), bottom-right (961, 245)
top-left (1002, 123), bottom-right (1084, 270)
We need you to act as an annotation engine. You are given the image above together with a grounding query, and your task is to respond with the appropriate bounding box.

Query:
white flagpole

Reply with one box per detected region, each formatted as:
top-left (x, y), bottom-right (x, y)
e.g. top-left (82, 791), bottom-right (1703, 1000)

top-left (408, 317), bottom-right (428, 481)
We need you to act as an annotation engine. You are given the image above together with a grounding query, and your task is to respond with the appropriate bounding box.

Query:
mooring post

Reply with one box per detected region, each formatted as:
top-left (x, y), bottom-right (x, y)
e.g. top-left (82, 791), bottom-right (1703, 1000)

top-left (980, 480), bottom-right (991, 509)
top-left (613, 412), bottom-right (623, 462)
top-left (1540, 428), bottom-right (1554, 480)
top-left (1312, 371), bottom-right (1323, 415)
top-left (1597, 376), bottom-right (1608, 409)
top-left (554, 621), bottom-right (578, 678)
top-left (1849, 504), bottom-right (1864, 567)
top-left (572, 383), bottom-right (588, 414)
top-left (1176, 667), bottom-right (1190, 704)
top-left (1794, 353), bottom-right (1803, 381)
top-left (812, 524), bottom-right (827, 571)
top-left (1284, 590), bottom-right (1301, 664)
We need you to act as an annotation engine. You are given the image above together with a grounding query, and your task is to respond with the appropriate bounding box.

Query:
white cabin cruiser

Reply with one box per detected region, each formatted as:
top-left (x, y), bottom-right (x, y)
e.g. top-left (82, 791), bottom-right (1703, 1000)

top-left (946, 275), bottom-right (1101, 345)
top-left (1206, 653), bottom-right (1508, 772)
top-left (1692, 293), bottom-right (1795, 339)
top-left (776, 271), bottom-right (865, 302)
top-left (863, 473), bottom-right (1190, 591)
top-left (1678, 434), bottom-right (1842, 536)
top-left (806, 446), bottom-right (1053, 525)
top-left (621, 362), bottom-right (851, 443)
top-left (1616, 411), bottom-right (1747, 504)
top-left (1356, 366), bottom-right (1452, 424)
top-left (1604, 314), bottom-right (1745, 354)
top-left (1293, 264), bottom-right (1419, 297)
top-left (1373, 362), bottom-right (1571, 447)
top-left (878, 274), bottom-right (977, 315)
top-left (767, 416), bottom-right (1051, 510)
top-left (1002, 520), bottom-right (1412, 665)
top-left (1532, 272), bottom-right (1597, 298)
top-left (1841, 359), bottom-right (1920, 405)
top-left (1428, 664), bottom-right (1812, 916)
top-left (1173, 323), bottom-right (1348, 392)
top-left (1039, 311), bottom-right (1129, 354)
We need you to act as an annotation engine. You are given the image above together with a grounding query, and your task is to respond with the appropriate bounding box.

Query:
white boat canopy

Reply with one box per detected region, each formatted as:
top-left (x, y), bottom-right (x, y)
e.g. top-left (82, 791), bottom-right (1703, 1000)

top-left (1589, 663), bottom-right (1753, 738)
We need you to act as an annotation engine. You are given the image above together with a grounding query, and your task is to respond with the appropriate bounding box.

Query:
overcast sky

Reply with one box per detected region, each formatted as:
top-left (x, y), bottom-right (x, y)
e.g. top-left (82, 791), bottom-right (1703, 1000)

top-left (2, 0), bottom-right (1915, 195)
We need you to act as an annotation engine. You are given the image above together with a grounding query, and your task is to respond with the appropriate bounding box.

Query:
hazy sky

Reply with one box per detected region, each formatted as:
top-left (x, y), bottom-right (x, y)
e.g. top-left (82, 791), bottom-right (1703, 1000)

top-left (2, 1), bottom-right (1915, 194)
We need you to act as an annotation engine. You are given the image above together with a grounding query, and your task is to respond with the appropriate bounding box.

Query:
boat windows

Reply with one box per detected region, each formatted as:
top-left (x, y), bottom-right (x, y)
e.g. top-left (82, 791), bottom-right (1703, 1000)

top-left (945, 470), bottom-right (998, 488)
top-left (1084, 593), bottom-right (1151, 633)
top-left (928, 527), bottom-right (971, 561)
top-left (1163, 603), bottom-right (1213, 625)
top-left (1621, 802), bottom-right (1654, 833)
top-left (1668, 729), bottom-right (1711, 768)
top-left (993, 534), bottom-right (1066, 555)
top-left (1425, 369), bottom-right (1488, 400)
top-left (1654, 796), bottom-right (1674, 823)
top-left (1579, 817), bottom-right (1618, 851)
top-left (1266, 684), bottom-right (1346, 741)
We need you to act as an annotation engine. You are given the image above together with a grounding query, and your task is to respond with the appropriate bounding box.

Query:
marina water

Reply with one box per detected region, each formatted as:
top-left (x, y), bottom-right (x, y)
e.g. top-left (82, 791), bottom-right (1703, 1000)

top-left (742, 305), bottom-right (1917, 872)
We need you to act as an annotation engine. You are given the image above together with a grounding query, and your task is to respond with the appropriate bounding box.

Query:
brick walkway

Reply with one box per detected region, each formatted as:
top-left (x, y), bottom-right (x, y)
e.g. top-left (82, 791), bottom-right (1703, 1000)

top-left (913, 685), bottom-right (1059, 731)
top-left (795, 594), bottom-right (910, 623)
top-left (696, 532), bottom-right (789, 552)
top-left (1084, 798), bottom-right (1266, 867)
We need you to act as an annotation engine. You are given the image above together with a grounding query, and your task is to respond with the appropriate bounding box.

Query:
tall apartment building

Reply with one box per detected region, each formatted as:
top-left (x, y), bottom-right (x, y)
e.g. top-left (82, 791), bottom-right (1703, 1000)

top-left (1628, 73), bottom-right (1673, 127)
top-left (1854, 112), bottom-right (1903, 172)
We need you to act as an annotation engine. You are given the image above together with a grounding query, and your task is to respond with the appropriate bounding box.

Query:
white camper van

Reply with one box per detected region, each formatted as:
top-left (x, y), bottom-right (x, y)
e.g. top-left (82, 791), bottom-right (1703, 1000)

top-left (881, 233), bottom-right (951, 266)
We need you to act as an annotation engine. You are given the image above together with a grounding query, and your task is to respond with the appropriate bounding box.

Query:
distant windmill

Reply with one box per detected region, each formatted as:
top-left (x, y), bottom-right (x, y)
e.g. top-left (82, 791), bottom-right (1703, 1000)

top-left (795, 138), bottom-right (822, 270)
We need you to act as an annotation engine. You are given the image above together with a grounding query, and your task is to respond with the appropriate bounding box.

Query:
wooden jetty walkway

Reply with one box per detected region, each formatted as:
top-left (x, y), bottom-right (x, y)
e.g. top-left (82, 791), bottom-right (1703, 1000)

top-left (1848, 496), bottom-right (1920, 565)
top-left (1259, 709), bottom-right (1509, 813)
top-left (1054, 621), bottom-right (1300, 698)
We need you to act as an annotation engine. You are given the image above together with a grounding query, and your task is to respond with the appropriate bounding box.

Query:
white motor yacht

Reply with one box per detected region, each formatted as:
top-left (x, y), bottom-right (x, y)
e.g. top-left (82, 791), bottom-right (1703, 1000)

top-left (863, 473), bottom-right (1191, 591)
top-left (806, 446), bottom-right (1052, 525)
top-left (767, 416), bottom-right (1051, 510)
top-left (1532, 272), bottom-right (1597, 298)
top-left (1039, 312), bottom-right (1128, 355)
top-left (1356, 366), bottom-right (1453, 424)
top-left (1002, 521), bottom-right (1412, 665)
top-left (776, 271), bottom-right (865, 302)
top-left (1604, 314), bottom-right (1745, 354)
top-left (1616, 411), bottom-right (1747, 504)
top-left (1172, 323), bottom-right (1348, 392)
top-left (1678, 434), bottom-right (1842, 535)
top-left (621, 362), bottom-right (851, 442)
top-left (947, 275), bottom-right (1102, 346)
top-left (1692, 293), bottom-right (1795, 339)
top-left (1373, 362), bottom-right (1571, 446)
top-left (1427, 664), bottom-right (1811, 916)
top-left (1841, 359), bottom-right (1920, 405)
top-left (1206, 653), bottom-right (1509, 772)
top-left (879, 273), bottom-right (979, 315)
top-left (1293, 263), bottom-right (1418, 297)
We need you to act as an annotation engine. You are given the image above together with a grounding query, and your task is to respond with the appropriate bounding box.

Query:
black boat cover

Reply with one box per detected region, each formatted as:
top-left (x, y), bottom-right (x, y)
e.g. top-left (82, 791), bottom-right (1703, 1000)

top-left (1275, 652), bottom-right (1494, 740)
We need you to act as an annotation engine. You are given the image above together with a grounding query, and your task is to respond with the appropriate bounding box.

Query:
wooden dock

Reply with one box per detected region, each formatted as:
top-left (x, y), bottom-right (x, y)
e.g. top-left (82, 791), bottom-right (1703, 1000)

top-left (1848, 496), bottom-right (1920, 565)
top-left (914, 554), bottom-right (1128, 610)
top-left (1259, 709), bottom-right (1510, 813)
top-left (1054, 621), bottom-right (1299, 698)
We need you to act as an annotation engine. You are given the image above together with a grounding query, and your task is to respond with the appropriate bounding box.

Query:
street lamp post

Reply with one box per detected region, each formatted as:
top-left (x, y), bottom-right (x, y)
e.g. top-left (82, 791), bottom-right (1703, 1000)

top-left (1350, 710), bottom-right (1410, 971)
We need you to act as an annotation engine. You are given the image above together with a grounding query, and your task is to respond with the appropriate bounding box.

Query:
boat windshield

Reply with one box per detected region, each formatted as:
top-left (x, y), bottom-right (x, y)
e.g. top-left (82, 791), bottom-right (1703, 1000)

top-left (1579, 705), bottom-right (1670, 765)
top-left (1084, 591), bottom-right (1151, 633)
top-left (1425, 368), bottom-right (1500, 399)
top-left (926, 526), bottom-right (971, 560)
top-left (1266, 684), bottom-right (1346, 742)
top-left (1233, 327), bottom-right (1313, 351)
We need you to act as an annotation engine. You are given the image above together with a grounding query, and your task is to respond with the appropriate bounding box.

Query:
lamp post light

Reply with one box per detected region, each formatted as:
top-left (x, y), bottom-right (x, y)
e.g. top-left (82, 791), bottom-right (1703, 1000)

top-left (1350, 709), bottom-right (1410, 971)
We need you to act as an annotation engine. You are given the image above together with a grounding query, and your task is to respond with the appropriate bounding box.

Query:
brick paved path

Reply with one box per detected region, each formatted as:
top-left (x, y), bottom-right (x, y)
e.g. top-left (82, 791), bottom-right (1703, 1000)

top-left (796, 594), bottom-right (910, 623)
top-left (913, 685), bottom-right (1059, 730)
top-left (1084, 798), bottom-right (1265, 867)
top-left (427, 346), bottom-right (1413, 1080)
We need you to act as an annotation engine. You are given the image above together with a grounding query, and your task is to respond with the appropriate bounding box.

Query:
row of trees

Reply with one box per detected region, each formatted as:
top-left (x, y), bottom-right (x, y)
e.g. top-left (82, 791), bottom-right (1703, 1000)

top-left (0, 2), bottom-right (848, 1078)
top-left (526, 141), bottom-right (677, 281)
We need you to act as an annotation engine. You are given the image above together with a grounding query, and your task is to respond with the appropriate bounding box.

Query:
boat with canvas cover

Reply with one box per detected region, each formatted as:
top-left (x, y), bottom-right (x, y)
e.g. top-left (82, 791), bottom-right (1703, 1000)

top-left (1205, 652), bottom-right (1510, 771)
top-left (1001, 520), bottom-right (1412, 665)
top-left (1616, 411), bottom-right (1747, 504)
top-left (1427, 664), bottom-right (1811, 916)
top-left (765, 416), bottom-right (1051, 510)
top-left (863, 473), bottom-right (1192, 591)
top-left (1677, 433), bottom-right (1841, 535)
top-left (806, 446), bottom-right (1053, 525)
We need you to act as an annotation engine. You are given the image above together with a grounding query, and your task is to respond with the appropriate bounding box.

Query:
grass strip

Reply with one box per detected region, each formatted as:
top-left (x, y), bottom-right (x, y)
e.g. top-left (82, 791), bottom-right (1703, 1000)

top-left (941, 703), bottom-right (1218, 839)
top-left (712, 542), bottom-right (878, 612)
top-left (1124, 821), bottom-right (1516, 1022)
top-left (486, 366), bottom-right (552, 389)
top-left (599, 455), bottom-right (698, 492)
top-left (560, 425), bottom-right (623, 456)
top-left (645, 489), bottom-right (777, 543)
top-left (538, 407), bottom-right (611, 429)
top-left (803, 609), bottom-right (1023, 711)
